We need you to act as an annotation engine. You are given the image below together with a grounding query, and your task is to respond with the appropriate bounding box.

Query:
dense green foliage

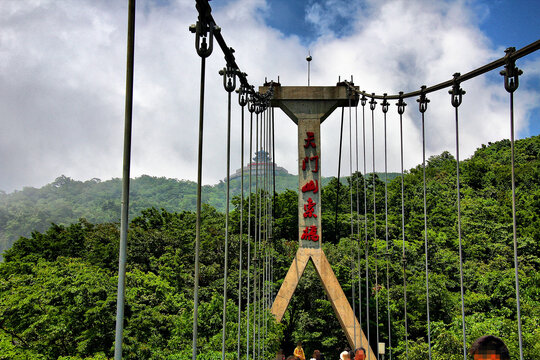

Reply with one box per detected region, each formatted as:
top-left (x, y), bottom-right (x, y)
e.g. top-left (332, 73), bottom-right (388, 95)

top-left (1, 136), bottom-right (539, 359)
top-left (0, 171), bottom-right (398, 258)
top-left (0, 173), bottom-right (293, 257)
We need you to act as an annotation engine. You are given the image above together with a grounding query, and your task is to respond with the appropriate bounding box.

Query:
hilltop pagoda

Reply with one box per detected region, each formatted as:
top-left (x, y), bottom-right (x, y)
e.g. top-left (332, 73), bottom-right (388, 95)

top-left (229, 150), bottom-right (289, 180)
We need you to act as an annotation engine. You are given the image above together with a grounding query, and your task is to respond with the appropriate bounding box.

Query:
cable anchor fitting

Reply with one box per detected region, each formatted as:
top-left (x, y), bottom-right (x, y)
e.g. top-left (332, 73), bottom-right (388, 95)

top-left (189, 19), bottom-right (216, 58)
top-left (500, 47), bottom-right (523, 93)
top-left (360, 93), bottom-right (368, 107)
top-left (369, 93), bottom-right (377, 111)
top-left (417, 85), bottom-right (430, 113)
top-left (381, 93), bottom-right (389, 114)
top-left (449, 73), bottom-right (466, 108)
top-left (247, 88), bottom-right (256, 113)
top-left (219, 64), bottom-right (237, 93)
top-left (396, 91), bottom-right (407, 115)
top-left (238, 81), bottom-right (248, 107)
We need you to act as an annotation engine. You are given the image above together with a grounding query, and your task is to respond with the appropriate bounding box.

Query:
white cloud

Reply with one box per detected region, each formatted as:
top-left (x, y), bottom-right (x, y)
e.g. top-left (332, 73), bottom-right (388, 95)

top-left (0, 0), bottom-right (537, 192)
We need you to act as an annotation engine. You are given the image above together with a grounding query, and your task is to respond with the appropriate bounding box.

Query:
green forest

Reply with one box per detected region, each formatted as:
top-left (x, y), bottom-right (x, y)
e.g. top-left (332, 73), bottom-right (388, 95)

top-left (0, 173), bottom-right (302, 257)
top-left (1, 136), bottom-right (539, 359)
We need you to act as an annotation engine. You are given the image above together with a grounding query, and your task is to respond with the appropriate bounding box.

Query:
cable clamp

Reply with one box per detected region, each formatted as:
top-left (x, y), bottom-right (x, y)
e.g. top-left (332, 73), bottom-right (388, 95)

top-left (396, 91), bottom-right (407, 115)
top-left (219, 64), bottom-right (237, 93)
top-left (369, 93), bottom-right (377, 111)
top-left (381, 93), bottom-right (389, 114)
top-left (238, 82), bottom-right (248, 107)
top-left (189, 19), bottom-right (215, 58)
top-left (417, 85), bottom-right (430, 113)
top-left (360, 93), bottom-right (368, 107)
top-left (449, 73), bottom-right (466, 108)
top-left (500, 47), bottom-right (523, 93)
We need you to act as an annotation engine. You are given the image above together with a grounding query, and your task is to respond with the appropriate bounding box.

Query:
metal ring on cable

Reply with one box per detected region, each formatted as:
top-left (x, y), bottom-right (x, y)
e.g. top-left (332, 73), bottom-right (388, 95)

top-left (500, 47), bottom-right (523, 93)
top-left (189, 20), bottom-right (215, 58)
top-left (449, 73), bottom-right (466, 108)
top-left (381, 93), bottom-right (389, 114)
top-left (238, 83), bottom-right (248, 107)
top-left (248, 94), bottom-right (256, 113)
top-left (220, 65), bottom-right (237, 93)
top-left (396, 91), bottom-right (407, 115)
top-left (417, 85), bottom-right (430, 113)
top-left (369, 93), bottom-right (377, 110)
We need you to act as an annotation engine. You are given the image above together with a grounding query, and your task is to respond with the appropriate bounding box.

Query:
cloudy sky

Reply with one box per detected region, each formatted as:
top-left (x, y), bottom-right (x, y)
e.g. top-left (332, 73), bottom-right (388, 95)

top-left (1, 0), bottom-right (539, 193)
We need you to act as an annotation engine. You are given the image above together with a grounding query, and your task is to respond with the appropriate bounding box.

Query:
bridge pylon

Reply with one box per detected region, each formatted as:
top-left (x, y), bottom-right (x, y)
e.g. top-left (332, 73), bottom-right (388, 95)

top-left (260, 84), bottom-right (376, 359)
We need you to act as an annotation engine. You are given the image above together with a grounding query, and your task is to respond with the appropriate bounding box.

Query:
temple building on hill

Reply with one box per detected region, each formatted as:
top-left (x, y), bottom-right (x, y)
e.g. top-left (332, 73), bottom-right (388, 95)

top-left (229, 150), bottom-right (289, 180)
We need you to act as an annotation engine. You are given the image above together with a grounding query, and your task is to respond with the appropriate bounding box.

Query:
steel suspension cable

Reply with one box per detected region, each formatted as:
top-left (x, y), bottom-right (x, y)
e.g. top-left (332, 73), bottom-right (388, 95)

top-left (237, 87), bottom-right (248, 359)
top-left (369, 95), bottom-right (380, 360)
top-left (252, 110), bottom-right (259, 360)
top-left (262, 105), bottom-right (268, 357)
top-left (381, 95), bottom-right (392, 360)
top-left (271, 107), bottom-right (276, 304)
top-left (361, 94), bottom-right (371, 360)
top-left (190, 14), bottom-right (214, 360)
top-left (246, 103), bottom-right (254, 360)
top-left (335, 107), bottom-right (345, 241)
top-left (348, 94), bottom-right (357, 349)
top-left (114, 1), bottom-right (136, 358)
top-left (263, 107), bottom-right (269, 357)
top-left (449, 73), bottom-right (467, 360)
top-left (272, 108), bottom-right (276, 212)
top-left (355, 104), bottom-right (363, 350)
top-left (220, 65), bottom-right (236, 360)
top-left (396, 94), bottom-right (409, 360)
top-left (501, 48), bottom-right (524, 360)
top-left (417, 87), bottom-right (432, 360)
top-left (257, 109), bottom-right (262, 360)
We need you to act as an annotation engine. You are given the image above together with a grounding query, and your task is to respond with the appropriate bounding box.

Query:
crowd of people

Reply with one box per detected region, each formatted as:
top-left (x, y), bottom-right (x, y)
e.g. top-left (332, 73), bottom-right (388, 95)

top-left (276, 335), bottom-right (510, 360)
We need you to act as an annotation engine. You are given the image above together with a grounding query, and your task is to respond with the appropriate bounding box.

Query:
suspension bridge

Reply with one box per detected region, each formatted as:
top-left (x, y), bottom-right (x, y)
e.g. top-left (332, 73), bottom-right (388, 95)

top-left (112, 1), bottom-right (540, 359)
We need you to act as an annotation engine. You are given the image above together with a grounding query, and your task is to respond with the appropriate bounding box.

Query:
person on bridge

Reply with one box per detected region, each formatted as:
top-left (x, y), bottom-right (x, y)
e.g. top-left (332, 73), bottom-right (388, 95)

top-left (310, 349), bottom-right (323, 360)
top-left (275, 349), bottom-right (285, 360)
top-left (339, 350), bottom-right (350, 360)
top-left (469, 335), bottom-right (510, 360)
top-left (353, 347), bottom-right (366, 360)
top-left (294, 342), bottom-right (306, 360)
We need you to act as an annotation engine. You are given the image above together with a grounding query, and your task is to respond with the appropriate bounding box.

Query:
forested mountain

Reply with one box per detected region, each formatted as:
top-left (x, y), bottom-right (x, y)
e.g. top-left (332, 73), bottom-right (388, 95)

top-left (0, 136), bottom-right (538, 359)
top-left (0, 173), bottom-right (303, 257)
top-left (0, 171), bottom-right (397, 257)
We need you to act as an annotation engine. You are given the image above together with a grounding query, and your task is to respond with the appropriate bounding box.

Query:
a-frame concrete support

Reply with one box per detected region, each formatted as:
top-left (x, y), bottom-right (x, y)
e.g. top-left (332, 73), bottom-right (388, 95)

top-left (260, 84), bottom-right (376, 359)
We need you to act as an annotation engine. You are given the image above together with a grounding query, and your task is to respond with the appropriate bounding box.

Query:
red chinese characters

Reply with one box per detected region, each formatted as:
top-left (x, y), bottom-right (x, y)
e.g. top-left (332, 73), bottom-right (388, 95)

top-left (301, 225), bottom-right (319, 241)
top-left (302, 155), bottom-right (319, 173)
top-left (304, 132), bottom-right (316, 148)
top-left (301, 180), bottom-right (319, 194)
top-left (301, 131), bottom-right (320, 242)
top-left (303, 197), bottom-right (317, 218)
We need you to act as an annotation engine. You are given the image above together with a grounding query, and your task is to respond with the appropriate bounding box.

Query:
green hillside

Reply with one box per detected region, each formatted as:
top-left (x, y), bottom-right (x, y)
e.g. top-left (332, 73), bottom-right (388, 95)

top-left (0, 136), bottom-right (538, 359)
top-left (0, 171), bottom-right (399, 257)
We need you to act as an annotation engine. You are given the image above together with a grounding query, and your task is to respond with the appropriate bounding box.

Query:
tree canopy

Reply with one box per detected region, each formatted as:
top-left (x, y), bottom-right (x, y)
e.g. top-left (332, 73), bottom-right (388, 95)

top-left (1, 136), bottom-right (539, 359)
